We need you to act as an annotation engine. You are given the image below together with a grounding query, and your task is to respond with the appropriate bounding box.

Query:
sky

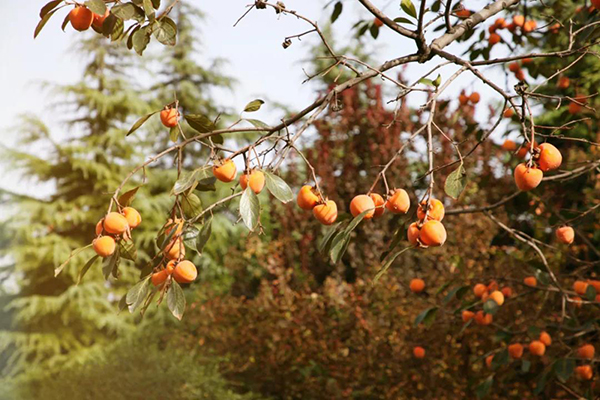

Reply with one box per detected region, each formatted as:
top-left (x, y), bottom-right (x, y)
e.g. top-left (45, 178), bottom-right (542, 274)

top-left (0, 0), bottom-right (510, 197)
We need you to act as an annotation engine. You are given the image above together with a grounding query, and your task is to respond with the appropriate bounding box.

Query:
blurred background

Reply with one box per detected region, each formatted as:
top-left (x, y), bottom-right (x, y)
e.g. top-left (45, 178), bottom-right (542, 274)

top-left (1, 1), bottom-right (598, 399)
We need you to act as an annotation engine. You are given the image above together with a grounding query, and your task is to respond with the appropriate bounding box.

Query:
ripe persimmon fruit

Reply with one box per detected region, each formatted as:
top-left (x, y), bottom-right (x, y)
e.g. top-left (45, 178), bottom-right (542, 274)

top-left (524, 276), bottom-right (537, 287)
top-left (474, 311), bottom-right (493, 325)
top-left (573, 280), bottom-right (589, 295)
top-left (537, 143), bottom-right (562, 172)
top-left (92, 8), bottom-right (110, 30)
top-left (213, 159), bottom-right (237, 182)
top-left (297, 185), bottom-right (319, 210)
top-left (576, 365), bottom-right (593, 380)
top-left (514, 163), bottom-right (543, 191)
top-left (508, 343), bottom-right (524, 359)
top-left (529, 340), bottom-right (546, 356)
top-left (369, 193), bottom-right (386, 218)
top-left (413, 346), bottom-right (425, 358)
top-left (407, 222), bottom-right (420, 246)
top-left (409, 278), bottom-right (425, 293)
top-left (104, 212), bottom-right (129, 235)
top-left (350, 194), bottom-right (375, 219)
top-left (503, 108), bottom-right (514, 118)
top-left (489, 290), bottom-right (505, 306)
top-left (513, 15), bottom-right (525, 27)
top-left (122, 207), bottom-right (142, 229)
top-left (539, 331), bottom-right (552, 346)
top-left (419, 220), bottom-right (447, 247)
top-left (578, 344), bottom-right (595, 359)
top-left (93, 236), bottom-right (116, 258)
top-left (173, 260), bottom-right (198, 283)
top-left (386, 189), bottom-right (410, 214)
top-left (557, 76), bottom-right (570, 89)
top-left (313, 200), bottom-right (338, 225)
top-left (485, 355), bottom-right (494, 368)
top-left (469, 92), bottom-right (480, 104)
top-left (165, 238), bottom-right (185, 260)
top-left (523, 20), bottom-right (537, 33)
top-left (458, 92), bottom-right (469, 105)
top-left (160, 108), bottom-right (179, 128)
top-left (501, 287), bottom-right (513, 298)
top-left (417, 199), bottom-right (445, 222)
top-left (488, 33), bottom-right (501, 45)
top-left (69, 6), bottom-right (94, 31)
top-left (240, 170), bottom-right (265, 194)
top-left (473, 284), bottom-right (488, 298)
top-left (556, 226), bottom-right (575, 245)
top-left (95, 218), bottom-right (104, 235)
top-left (501, 139), bottom-right (516, 151)
top-left (373, 17), bottom-right (384, 27)
top-left (462, 310), bottom-right (475, 322)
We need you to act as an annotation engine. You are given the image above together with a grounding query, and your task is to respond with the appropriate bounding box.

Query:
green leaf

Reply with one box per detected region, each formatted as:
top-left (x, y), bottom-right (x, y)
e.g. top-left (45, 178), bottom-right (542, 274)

top-left (85, 0), bottom-right (106, 15)
top-left (76, 255), bottom-right (99, 285)
top-left (126, 111), bottom-right (157, 135)
top-left (393, 17), bottom-right (414, 25)
top-left (172, 169), bottom-right (200, 195)
top-left (585, 284), bottom-right (597, 301)
top-left (118, 186), bottom-right (139, 207)
top-left (369, 23), bottom-right (380, 39)
top-left (331, 1), bottom-right (343, 23)
top-left (126, 277), bottom-right (151, 313)
top-left (55, 244), bottom-right (92, 276)
top-left (111, 3), bottom-right (144, 20)
top-left (483, 299), bottom-right (499, 315)
top-left (34, 8), bottom-right (59, 39)
top-left (119, 240), bottom-right (137, 261)
top-left (40, 0), bottom-right (63, 18)
top-left (433, 74), bottom-right (442, 87)
top-left (196, 217), bottom-right (212, 254)
top-left (102, 248), bottom-right (120, 280)
top-left (414, 307), bottom-right (438, 327)
top-left (151, 0), bottom-right (161, 8)
top-left (142, 0), bottom-right (155, 16)
top-left (533, 371), bottom-right (549, 395)
top-left (61, 12), bottom-right (70, 31)
top-left (153, 17), bottom-right (177, 46)
top-left (240, 187), bottom-right (260, 231)
top-left (491, 349), bottom-right (509, 370)
top-left (319, 222), bottom-right (343, 254)
top-left (444, 164), bottom-right (467, 199)
top-left (118, 294), bottom-right (128, 313)
top-left (181, 193), bottom-right (203, 218)
top-left (554, 358), bottom-right (575, 383)
top-left (185, 113), bottom-right (216, 133)
top-left (169, 126), bottom-right (179, 142)
top-left (196, 176), bottom-right (217, 192)
top-left (132, 25), bottom-right (151, 55)
top-left (401, 0), bottom-right (417, 19)
top-left (243, 99), bottom-right (265, 113)
top-left (264, 171), bottom-right (294, 203)
top-left (167, 280), bottom-right (186, 320)
top-left (521, 359), bottom-right (531, 373)
top-left (475, 375), bottom-right (494, 399)
top-left (329, 231), bottom-right (351, 264)
top-left (182, 225), bottom-right (199, 249)
top-left (245, 118), bottom-right (270, 131)
top-left (374, 246), bottom-right (411, 283)
top-left (442, 285), bottom-right (469, 305)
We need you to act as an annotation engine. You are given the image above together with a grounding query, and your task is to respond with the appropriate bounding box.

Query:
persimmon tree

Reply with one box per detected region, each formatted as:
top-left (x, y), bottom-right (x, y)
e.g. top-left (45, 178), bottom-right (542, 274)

top-left (34, 0), bottom-right (600, 397)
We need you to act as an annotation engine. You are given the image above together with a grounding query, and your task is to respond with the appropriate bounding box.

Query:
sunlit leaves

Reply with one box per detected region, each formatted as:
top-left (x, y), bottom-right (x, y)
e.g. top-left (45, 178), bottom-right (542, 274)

top-left (54, 244), bottom-right (92, 276)
top-left (118, 186), bottom-right (139, 207)
top-left (196, 217), bottom-right (212, 254)
top-left (153, 17), bottom-right (177, 46)
top-left (400, 0), bottom-right (417, 19)
top-left (445, 164), bottom-right (467, 199)
top-left (240, 187), bottom-right (260, 231)
top-left (126, 277), bottom-right (151, 313)
top-left (264, 171), bottom-right (293, 203)
top-left (167, 280), bottom-right (186, 320)
top-left (34, 8), bottom-right (60, 39)
top-left (126, 110), bottom-right (157, 135)
top-left (243, 99), bottom-right (265, 113)
top-left (76, 255), bottom-right (99, 285)
top-left (132, 25), bottom-right (151, 55)
top-left (185, 113), bottom-right (216, 133)
top-left (85, 0), bottom-right (106, 15)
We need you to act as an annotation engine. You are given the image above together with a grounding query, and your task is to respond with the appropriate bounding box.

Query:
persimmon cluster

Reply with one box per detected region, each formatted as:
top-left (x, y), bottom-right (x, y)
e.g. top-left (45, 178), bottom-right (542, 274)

top-left (68, 5), bottom-right (110, 33)
top-left (93, 207), bottom-right (142, 257)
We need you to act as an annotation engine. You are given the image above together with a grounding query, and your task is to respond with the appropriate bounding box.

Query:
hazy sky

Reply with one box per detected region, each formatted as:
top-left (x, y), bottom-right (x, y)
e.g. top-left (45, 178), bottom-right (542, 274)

top-left (0, 1), bottom-right (508, 196)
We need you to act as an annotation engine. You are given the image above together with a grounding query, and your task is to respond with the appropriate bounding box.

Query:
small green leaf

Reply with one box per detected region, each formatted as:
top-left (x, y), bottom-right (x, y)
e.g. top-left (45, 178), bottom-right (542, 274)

top-left (533, 371), bottom-right (549, 395)
top-left (127, 111), bottom-right (158, 136)
top-left (521, 359), bottom-right (531, 373)
top-left (414, 307), bottom-right (438, 327)
top-left (185, 114), bottom-right (216, 133)
top-left (169, 126), bottom-right (179, 142)
top-left (554, 358), bottom-right (575, 383)
top-left (102, 248), bottom-right (120, 280)
top-left (153, 17), bottom-right (177, 46)
top-left (475, 375), bottom-right (494, 399)
top-left (182, 225), bottom-right (200, 249)
top-left (418, 78), bottom-right (434, 86)
top-left (243, 99), bottom-right (265, 113)
top-left (196, 217), bottom-right (212, 254)
top-left (142, 0), bottom-right (155, 16)
top-left (433, 74), bottom-right (442, 87)
top-left (319, 222), bottom-right (343, 254)
top-left (132, 25), bottom-right (151, 55)
top-left (264, 171), bottom-right (294, 203)
top-left (329, 231), bottom-right (351, 264)
top-left (85, 0), bottom-right (106, 15)
top-left (40, 0), bottom-right (63, 18)
top-left (76, 255), bottom-right (99, 285)
top-left (118, 186), bottom-right (140, 207)
top-left (331, 1), bottom-right (343, 23)
top-left (245, 118), bottom-right (270, 131)
top-left (181, 193), bottom-right (203, 218)
top-left (167, 280), bottom-right (186, 320)
top-left (61, 12), bottom-right (70, 31)
top-left (442, 285), bottom-right (469, 305)
top-left (240, 187), bottom-right (260, 231)
top-left (585, 284), bottom-right (597, 301)
top-left (369, 23), bottom-right (380, 39)
top-left (483, 299), bottom-right (499, 315)
top-left (172, 169), bottom-right (201, 195)
top-left (119, 240), bottom-right (137, 261)
top-left (401, 0), bottom-right (417, 19)
top-left (444, 164), bottom-right (467, 199)
top-left (393, 17), bottom-right (414, 25)
top-left (111, 3), bottom-right (144, 20)
top-left (491, 349), bottom-right (509, 370)
top-left (126, 277), bottom-right (151, 313)
top-left (34, 8), bottom-right (59, 39)
top-left (55, 244), bottom-right (92, 276)
top-left (374, 247), bottom-right (411, 283)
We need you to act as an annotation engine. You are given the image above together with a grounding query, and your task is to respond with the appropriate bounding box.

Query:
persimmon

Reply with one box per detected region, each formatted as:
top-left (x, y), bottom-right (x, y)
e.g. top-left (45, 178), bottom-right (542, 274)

top-left (240, 170), bottom-right (265, 194)
top-left (488, 25), bottom-right (497, 34)
top-left (502, 139), bottom-right (517, 151)
top-left (417, 199), bottom-right (445, 221)
top-left (462, 310), bottom-right (475, 322)
top-left (455, 9), bottom-right (471, 18)
top-left (529, 340), bottom-right (546, 356)
top-left (93, 236), bottom-right (116, 258)
top-left (369, 193), bottom-right (386, 218)
top-left (103, 212), bottom-right (129, 235)
top-left (549, 23), bottom-right (560, 33)
top-left (508, 343), bottom-right (524, 359)
top-left (473, 284), bottom-right (488, 298)
top-left (407, 222), bottom-right (420, 246)
top-left (69, 6), bottom-right (94, 31)
top-left (587, 280), bottom-right (600, 292)
top-left (568, 101), bottom-right (582, 114)
top-left (92, 8), bottom-right (110, 30)
top-left (489, 291), bottom-right (505, 306)
top-left (469, 92), bottom-right (480, 104)
top-left (95, 218), bottom-right (104, 235)
top-left (419, 220), bottom-right (447, 247)
top-left (413, 346), bottom-right (425, 358)
top-left (524, 276), bottom-right (537, 287)
top-left (503, 108), bottom-right (514, 118)
top-left (373, 18), bottom-right (383, 27)
top-left (539, 331), bottom-right (552, 346)
top-left (485, 355), bottom-right (494, 368)
top-left (488, 33), bottom-right (501, 45)
top-left (556, 226), bottom-right (575, 244)
top-left (578, 344), bottom-right (595, 359)
top-left (151, 269), bottom-right (169, 287)
top-left (297, 185), bottom-right (319, 210)
top-left (122, 207), bottom-right (142, 229)
top-left (212, 159), bottom-right (237, 182)
top-left (521, 57), bottom-right (533, 65)
top-left (515, 69), bottom-right (526, 81)
top-left (160, 108), bottom-right (179, 128)
top-left (494, 17), bottom-right (507, 28)
top-left (165, 217), bottom-right (184, 237)
top-left (508, 62), bottom-right (520, 73)
top-left (474, 311), bottom-right (493, 325)
top-left (576, 365), bottom-right (593, 380)
top-left (513, 15), bottom-right (525, 27)
top-left (487, 280), bottom-right (498, 292)
top-left (409, 278), bottom-right (425, 293)
top-left (385, 189), bottom-right (410, 214)
top-left (173, 260), bottom-right (198, 283)
top-left (557, 76), bottom-right (570, 89)
top-left (514, 163), bottom-right (543, 191)
top-left (572, 296), bottom-right (583, 308)
top-left (573, 280), bottom-right (589, 295)
top-left (165, 238), bottom-right (185, 260)
top-left (537, 143), bottom-right (562, 172)
top-left (522, 20), bottom-right (537, 33)
top-left (501, 287), bottom-right (513, 298)
top-left (350, 194), bottom-right (375, 219)
top-left (458, 92), bottom-right (469, 105)
top-left (507, 22), bottom-right (517, 32)
top-left (313, 200), bottom-right (338, 225)
top-left (165, 260), bottom-right (176, 275)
